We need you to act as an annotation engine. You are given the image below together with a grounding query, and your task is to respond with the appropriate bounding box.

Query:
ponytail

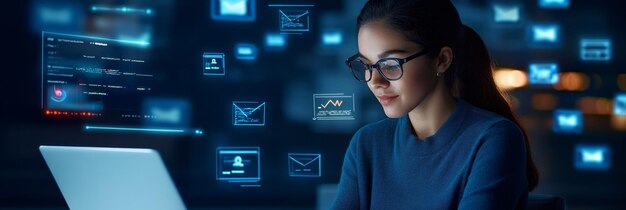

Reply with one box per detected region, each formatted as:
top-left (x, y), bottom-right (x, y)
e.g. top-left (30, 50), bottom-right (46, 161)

top-left (451, 25), bottom-right (539, 191)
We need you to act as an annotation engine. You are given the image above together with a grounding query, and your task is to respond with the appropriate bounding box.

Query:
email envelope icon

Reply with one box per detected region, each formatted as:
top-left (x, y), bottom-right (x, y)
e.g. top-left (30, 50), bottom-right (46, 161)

top-left (279, 9), bottom-right (310, 32)
top-left (288, 153), bottom-right (321, 177)
top-left (232, 101), bottom-right (266, 126)
top-left (493, 5), bottom-right (520, 23)
top-left (532, 25), bottom-right (558, 42)
top-left (220, 0), bottom-right (247, 16)
top-left (211, 0), bottom-right (255, 22)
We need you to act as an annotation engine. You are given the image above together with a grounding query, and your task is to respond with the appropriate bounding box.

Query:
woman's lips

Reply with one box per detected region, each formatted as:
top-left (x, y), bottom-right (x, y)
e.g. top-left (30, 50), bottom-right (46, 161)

top-left (376, 95), bottom-right (399, 105)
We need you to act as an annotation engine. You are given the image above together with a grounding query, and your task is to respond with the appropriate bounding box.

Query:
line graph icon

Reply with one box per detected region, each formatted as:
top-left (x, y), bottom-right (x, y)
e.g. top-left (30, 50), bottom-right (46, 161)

top-left (313, 93), bottom-right (355, 121)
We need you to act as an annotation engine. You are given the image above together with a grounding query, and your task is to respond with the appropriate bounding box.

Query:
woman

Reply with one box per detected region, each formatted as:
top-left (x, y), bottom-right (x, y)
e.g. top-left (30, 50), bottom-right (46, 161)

top-left (331, 0), bottom-right (539, 209)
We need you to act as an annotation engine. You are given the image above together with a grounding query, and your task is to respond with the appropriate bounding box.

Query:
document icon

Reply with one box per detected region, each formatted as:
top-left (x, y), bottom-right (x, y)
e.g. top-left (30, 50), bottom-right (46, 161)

top-left (279, 9), bottom-right (310, 32)
top-left (539, 0), bottom-right (569, 8)
top-left (553, 109), bottom-right (583, 134)
top-left (233, 101), bottom-right (266, 126)
top-left (217, 147), bottom-right (261, 182)
top-left (210, 0), bottom-right (256, 22)
top-left (493, 5), bottom-right (520, 23)
top-left (529, 63), bottom-right (559, 85)
top-left (313, 93), bottom-right (355, 121)
top-left (580, 39), bottom-right (611, 61)
top-left (203, 52), bottom-right (225, 75)
top-left (575, 144), bottom-right (610, 170)
top-left (288, 153), bottom-right (321, 177)
top-left (614, 94), bottom-right (626, 115)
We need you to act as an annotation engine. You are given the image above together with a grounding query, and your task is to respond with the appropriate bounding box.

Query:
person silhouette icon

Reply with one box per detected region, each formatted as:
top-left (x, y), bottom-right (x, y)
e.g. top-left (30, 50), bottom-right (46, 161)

top-left (232, 156), bottom-right (244, 167)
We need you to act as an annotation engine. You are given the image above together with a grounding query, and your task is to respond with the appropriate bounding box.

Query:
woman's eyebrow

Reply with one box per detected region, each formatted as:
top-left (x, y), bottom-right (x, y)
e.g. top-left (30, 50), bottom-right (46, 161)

top-left (357, 49), bottom-right (410, 61)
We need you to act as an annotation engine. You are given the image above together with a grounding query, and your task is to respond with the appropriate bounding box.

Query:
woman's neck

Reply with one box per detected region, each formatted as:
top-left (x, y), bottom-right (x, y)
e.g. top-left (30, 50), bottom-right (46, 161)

top-left (407, 83), bottom-right (457, 140)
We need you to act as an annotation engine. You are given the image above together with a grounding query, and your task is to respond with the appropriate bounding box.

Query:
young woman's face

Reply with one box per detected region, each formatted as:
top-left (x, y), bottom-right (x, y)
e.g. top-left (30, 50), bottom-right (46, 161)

top-left (358, 20), bottom-right (439, 118)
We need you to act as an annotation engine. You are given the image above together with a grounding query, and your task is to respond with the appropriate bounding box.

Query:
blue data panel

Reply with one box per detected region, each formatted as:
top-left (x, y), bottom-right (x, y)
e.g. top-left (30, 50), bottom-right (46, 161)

top-left (217, 147), bottom-right (261, 182)
top-left (42, 31), bottom-right (150, 117)
top-left (580, 39), bottom-right (612, 61)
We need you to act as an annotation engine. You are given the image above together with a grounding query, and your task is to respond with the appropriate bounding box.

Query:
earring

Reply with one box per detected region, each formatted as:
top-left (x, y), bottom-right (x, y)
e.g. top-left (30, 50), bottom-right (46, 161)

top-left (436, 71), bottom-right (443, 77)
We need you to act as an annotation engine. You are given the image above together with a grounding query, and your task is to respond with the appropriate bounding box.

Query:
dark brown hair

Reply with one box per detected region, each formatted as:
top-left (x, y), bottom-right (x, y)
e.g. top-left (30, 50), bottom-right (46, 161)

top-left (357, 0), bottom-right (539, 191)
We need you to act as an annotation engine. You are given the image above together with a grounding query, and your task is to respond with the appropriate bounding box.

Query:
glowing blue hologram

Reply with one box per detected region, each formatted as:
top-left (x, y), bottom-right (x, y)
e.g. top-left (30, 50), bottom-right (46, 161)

top-left (614, 93), bottom-right (626, 115)
top-left (279, 9), bottom-right (310, 32)
top-left (216, 147), bottom-right (261, 182)
top-left (493, 5), bottom-right (520, 23)
top-left (321, 30), bottom-right (343, 46)
top-left (288, 153), bottom-right (321, 177)
top-left (91, 6), bottom-right (153, 15)
top-left (234, 43), bottom-right (258, 60)
top-left (530, 24), bottom-right (559, 44)
top-left (575, 144), bottom-right (610, 171)
top-left (84, 125), bottom-right (185, 133)
top-left (232, 101), bottom-right (266, 126)
top-left (265, 33), bottom-right (286, 49)
top-left (142, 98), bottom-right (190, 129)
top-left (528, 63), bottom-right (559, 85)
top-left (580, 39), bottom-right (612, 61)
top-left (539, 0), bottom-right (569, 8)
top-left (553, 109), bottom-right (583, 134)
top-left (30, 1), bottom-right (85, 33)
top-left (210, 0), bottom-right (256, 22)
top-left (203, 52), bottom-right (226, 75)
top-left (313, 93), bottom-right (355, 121)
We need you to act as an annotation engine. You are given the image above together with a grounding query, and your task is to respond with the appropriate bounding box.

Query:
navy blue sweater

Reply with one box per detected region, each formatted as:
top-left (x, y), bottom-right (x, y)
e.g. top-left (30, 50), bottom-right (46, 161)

top-left (331, 99), bottom-right (528, 209)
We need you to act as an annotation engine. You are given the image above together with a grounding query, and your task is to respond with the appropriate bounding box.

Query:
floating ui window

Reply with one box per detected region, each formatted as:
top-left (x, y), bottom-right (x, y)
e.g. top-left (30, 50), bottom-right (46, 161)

top-left (313, 93), bottom-right (355, 121)
top-left (203, 52), bottom-right (225, 75)
top-left (216, 147), bottom-right (261, 182)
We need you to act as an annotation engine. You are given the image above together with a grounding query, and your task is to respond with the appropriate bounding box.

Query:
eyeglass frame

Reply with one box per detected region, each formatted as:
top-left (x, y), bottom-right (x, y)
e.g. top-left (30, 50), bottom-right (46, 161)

top-left (345, 48), bottom-right (430, 82)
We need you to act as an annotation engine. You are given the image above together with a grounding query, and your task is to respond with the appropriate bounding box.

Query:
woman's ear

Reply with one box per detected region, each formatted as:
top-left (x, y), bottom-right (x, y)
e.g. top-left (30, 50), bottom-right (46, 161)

top-left (436, 46), bottom-right (454, 73)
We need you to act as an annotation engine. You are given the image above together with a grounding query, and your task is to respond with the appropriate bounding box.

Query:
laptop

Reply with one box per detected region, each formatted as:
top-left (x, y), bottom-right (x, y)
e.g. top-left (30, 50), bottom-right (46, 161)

top-left (39, 145), bottom-right (187, 210)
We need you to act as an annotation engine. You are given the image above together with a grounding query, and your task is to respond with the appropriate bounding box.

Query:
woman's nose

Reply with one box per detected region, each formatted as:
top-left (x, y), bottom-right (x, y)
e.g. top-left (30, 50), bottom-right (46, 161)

top-left (368, 68), bottom-right (390, 89)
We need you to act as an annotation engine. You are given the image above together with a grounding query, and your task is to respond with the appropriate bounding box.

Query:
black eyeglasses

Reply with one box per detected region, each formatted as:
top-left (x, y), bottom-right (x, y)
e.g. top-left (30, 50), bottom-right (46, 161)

top-left (345, 49), bottom-right (429, 82)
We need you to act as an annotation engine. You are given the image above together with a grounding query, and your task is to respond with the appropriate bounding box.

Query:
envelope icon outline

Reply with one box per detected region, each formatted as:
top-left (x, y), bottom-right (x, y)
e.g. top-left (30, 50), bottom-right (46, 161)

top-left (232, 101), bottom-right (266, 126)
top-left (288, 153), bottom-right (321, 177)
top-left (279, 9), bottom-right (310, 32)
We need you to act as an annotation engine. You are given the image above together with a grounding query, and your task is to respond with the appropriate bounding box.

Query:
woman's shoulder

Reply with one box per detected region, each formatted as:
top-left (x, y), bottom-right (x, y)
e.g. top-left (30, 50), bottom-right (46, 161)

top-left (460, 101), bottom-right (524, 140)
